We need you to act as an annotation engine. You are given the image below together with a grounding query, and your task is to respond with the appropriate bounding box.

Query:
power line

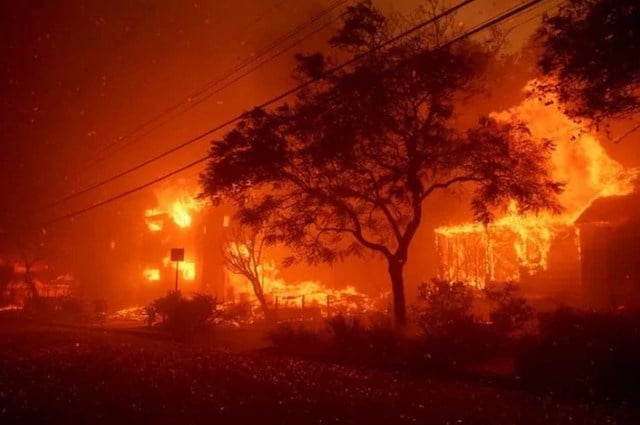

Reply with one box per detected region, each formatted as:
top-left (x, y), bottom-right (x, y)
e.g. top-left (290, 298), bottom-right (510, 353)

top-left (78, 4), bottom-right (347, 174)
top-left (44, 1), bottom-right (350, 212)
top-left (41, 157), bottom-right (210, 227)
top-left (70, 0), bottom-right (349, 178)
top-left (40, 0), bottom-right (545, 227)
top-left (39, 0), bottom-right (475, 212)
top-left (506, 0), bottom-right (560, 30)
top-left (43, 20), bottom-right (345, 212)
top-left (75, 0), bottom-right (295, 167)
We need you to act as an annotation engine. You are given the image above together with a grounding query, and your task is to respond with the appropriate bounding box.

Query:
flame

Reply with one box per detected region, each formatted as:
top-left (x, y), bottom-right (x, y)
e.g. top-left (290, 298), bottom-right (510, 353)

top-left (436, 85), bottom-right (637, 287)
top-left (180, 261), bottom-right (196, 280)
top-left (225, 255), bottom-right (383, 314)
top-left (491, 87), bottom-right (636, 219)
top-left (144, 184), bottom-right (206, 231)
top-left (171, 201), bottom-right (193, 228)
top-left (144, 208), bottom-right (164, 232)
top-left (143, 268), bottom-right (161, 281)
top-left (161, 257), bottom-right (196, 281)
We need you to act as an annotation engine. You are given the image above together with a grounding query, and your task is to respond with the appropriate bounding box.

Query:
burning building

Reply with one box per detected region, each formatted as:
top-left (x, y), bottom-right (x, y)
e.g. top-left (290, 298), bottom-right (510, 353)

top-left (139, 182), bottom-right (382, 318)
top-left (435, 91), bottom-right (638, 309)
top-left (575, 194), bottom-right (640, 309)
top-left (141, 181), bottom-right (230, 298)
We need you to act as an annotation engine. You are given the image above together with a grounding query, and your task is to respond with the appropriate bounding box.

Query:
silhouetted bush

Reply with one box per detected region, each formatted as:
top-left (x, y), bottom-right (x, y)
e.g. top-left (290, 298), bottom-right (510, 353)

top-left (414, 279), bottom-right (494, 370)
top-left (417, 279), bottom-right (476, 336)
top-left (268, 314), bottom-right (400, 365)
top-left (23, 296), bottom-right (87, 322)
top-left (218, 301), bottom-right (253, 324)
top-left (270, 281), bottom-right (537, 376)
top-left (268, 323), bottom-right (328, 357)
top-left (145, 291), bottom-right (216, 336)
top-left (515, 308), bottom-right (640, 402)
top-left (326, 314), bottom-right (398, 362)
top-left (484, 281), bottom-right (534, 336)
top-left (326, 314), bottom-right (362, 343)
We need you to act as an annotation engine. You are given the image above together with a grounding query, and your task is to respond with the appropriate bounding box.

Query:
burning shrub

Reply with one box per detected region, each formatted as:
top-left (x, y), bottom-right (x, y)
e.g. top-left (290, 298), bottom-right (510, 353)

top-left (515, 308), bottom-right (640, 402)
top-left (483, 282), bottom-right (534, 335)
top-left (145, 291), bottom-right (216, 335)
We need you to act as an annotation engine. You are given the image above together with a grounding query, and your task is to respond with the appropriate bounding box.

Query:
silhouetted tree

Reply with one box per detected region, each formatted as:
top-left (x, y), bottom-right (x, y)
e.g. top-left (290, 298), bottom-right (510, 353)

top-left (535, 0), bottom-right (640, 128)
top-left (0, 225), bottom-right (46, 300)
top-left (221, 225), bottom-right (272, 321)
top-left (200, 1), bottom-right (562, 326)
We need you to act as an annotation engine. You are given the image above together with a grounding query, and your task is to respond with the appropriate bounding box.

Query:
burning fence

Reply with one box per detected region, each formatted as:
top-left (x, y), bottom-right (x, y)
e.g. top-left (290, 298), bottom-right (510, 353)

top-left (224, 258), bottom-right (387, 318)
top-left (435, 89), bottom-right (637, 297)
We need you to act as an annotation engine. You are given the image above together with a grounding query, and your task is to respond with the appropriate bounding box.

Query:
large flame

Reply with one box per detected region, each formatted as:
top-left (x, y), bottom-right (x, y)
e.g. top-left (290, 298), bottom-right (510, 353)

top-left (436, 86), bottom-right (636, 287)
top-left (144, 184), bottom-right (206, 231)
top-left (142, 182), bottom-right (204, 284)
top-left (491, 89), bottom-right (635, 219)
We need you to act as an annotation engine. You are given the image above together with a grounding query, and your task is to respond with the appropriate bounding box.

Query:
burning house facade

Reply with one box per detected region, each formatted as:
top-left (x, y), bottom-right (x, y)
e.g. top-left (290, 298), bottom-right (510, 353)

top-left (435, 94), bottom-right (639, 309)
top-left (141, 183), bottom-right (230, 298)
top-left (139, 182), bottom-right (380, 317)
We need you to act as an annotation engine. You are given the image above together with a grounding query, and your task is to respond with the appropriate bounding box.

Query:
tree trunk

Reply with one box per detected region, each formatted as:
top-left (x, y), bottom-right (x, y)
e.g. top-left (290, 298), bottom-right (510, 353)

top-left (251, 278), bottom-right (273, 323)
top-left (388, 259), bottom-right (406, 327)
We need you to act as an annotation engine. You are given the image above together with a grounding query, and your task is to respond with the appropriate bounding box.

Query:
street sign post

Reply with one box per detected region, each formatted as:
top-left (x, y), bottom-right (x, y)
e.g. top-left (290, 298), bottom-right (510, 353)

top-left (170, 248), bottom-right (185, 292)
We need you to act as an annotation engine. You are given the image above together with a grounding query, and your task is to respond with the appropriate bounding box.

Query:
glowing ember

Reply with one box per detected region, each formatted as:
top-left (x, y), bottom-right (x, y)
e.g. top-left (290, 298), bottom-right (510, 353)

top-left (436, 85), bottom-right (637, 287)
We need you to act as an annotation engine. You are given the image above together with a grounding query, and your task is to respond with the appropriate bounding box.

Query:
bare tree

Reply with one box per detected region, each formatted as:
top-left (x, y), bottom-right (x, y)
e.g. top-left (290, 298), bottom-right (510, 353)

top-left (0, 225), bottom-right (46, 300)
top-left (221, 225), bottom-right (272, 321)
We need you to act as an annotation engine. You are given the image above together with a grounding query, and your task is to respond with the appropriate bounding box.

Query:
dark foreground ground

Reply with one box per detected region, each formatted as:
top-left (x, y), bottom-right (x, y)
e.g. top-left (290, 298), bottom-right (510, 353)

top-left (0, 321), bottom-right (637, 425)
